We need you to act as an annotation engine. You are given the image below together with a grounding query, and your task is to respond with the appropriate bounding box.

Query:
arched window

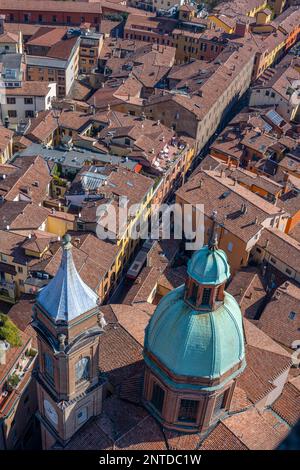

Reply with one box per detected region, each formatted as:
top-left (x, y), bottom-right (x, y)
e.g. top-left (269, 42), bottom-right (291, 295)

top-left (44, 353), bottom-right (54, 382)
top-left (75, 357), bottom-right (90, 385)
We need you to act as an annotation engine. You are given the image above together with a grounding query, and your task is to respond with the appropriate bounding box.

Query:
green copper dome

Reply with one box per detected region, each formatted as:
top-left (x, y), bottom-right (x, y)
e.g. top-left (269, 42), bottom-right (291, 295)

top-left (144, 286), bottom-right (245, 384)
top-left (187, 244), bottom-right (230, 285)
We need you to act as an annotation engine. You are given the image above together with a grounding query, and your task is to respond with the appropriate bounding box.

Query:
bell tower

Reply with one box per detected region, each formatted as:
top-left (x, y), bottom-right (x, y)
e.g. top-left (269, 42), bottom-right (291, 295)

top-left (33, 235), bottom-right (106, 449)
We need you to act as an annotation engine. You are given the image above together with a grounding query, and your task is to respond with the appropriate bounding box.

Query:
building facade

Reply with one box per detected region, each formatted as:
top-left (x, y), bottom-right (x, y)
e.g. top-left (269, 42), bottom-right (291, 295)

top-left (26, 36), bottom-right (80, 98)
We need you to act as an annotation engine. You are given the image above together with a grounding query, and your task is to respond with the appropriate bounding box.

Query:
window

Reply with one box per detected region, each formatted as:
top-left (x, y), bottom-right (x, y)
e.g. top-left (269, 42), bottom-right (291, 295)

top-left (125, 137), bottom-right (131, 145)
top-left (7, 97), bottom-right (16, 104)
top-left (227, 242), bottom-right (233, 252)
top-left (75, 357), bottom-right (90, 384)
top-left (38, 14), bottom-right (43, 23)
top-left (67, 16), bottom-right (71, 23)
top-left (178, 399), bottom-right (198, 423)
top-left (25, 110), bottom-right (35, 118)
top-left (52, 15), bottom-right (57, 23)
top-left (213, 392), bottom-right (226, 417)
top-left (44, 353), bottom-right (54, 381)
top-left (189, 282), bottom-right (198, 304)
top-left (201, 288), bottom-right (211, 307)
top-left (289, 311), bottom-right (296, 320)
top-left (8, 110), bottom-right (17, 118)
top-left (286, 268), bottom-right (292, 275)
top-left (151, 383), bottom-right (165, 413)
top-left (270, 257), bottom-right (276, 264)
top-left (77, 407), bottom-right (88, 425)
top-left (24, 97), bottom-right (33, 105)
top-left (24, 14), bottom-right (29, 23)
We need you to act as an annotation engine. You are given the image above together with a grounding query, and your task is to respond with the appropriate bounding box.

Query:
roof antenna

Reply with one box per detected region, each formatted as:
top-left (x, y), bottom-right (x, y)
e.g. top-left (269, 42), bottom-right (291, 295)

top-left (208, 211), bottom-right (218, 251)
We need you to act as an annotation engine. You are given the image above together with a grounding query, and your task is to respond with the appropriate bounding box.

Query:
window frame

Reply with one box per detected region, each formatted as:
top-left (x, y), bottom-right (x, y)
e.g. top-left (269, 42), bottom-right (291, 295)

top-left (177, 399), bottom-right (199, 423)
top-left (150, 382), bottom-right (165, 414)
top-left (75, 357), bottom-right (90, 386)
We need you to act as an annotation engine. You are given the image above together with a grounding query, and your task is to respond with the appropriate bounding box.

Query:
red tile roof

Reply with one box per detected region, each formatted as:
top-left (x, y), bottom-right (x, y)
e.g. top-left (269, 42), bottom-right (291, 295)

top-left (272, 378), bottom-right (300, 426)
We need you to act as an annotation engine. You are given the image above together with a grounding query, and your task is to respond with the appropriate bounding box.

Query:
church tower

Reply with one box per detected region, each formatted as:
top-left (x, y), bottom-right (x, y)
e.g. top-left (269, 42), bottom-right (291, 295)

top-left (33, 235), bottom-right (106, 449)
top-left (143, 235), bottom-right (246, 435)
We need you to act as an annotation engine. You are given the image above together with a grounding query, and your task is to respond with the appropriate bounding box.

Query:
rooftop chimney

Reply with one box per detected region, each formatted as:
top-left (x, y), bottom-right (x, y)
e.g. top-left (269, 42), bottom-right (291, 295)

top-left (241, 203), bottom-right (248, 215)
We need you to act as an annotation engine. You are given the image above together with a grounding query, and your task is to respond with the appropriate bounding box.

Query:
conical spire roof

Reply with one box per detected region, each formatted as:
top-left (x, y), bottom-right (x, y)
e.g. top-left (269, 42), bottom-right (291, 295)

top-left (37, 234), bottom-right (98, 323)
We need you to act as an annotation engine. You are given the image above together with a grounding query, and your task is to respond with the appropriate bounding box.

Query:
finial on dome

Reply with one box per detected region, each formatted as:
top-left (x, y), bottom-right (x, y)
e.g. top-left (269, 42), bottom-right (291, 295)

top-left (208, 210), bottom-right (218, 251)
top-left (62, 234), bottom-right (72, 250)
top-left (208, 231), bottom-right (218, 251)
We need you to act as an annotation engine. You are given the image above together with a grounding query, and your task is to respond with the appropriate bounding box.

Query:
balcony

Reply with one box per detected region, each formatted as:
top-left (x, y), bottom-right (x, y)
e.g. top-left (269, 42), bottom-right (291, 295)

top-left (0, 349), bottom-right (37, 413)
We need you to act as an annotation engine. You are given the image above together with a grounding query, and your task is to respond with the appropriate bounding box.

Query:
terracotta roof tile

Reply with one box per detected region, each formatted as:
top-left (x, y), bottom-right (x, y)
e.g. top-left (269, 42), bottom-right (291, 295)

top-left (25, 110), bottom-right (58, 144)
top-left (4, 81), bottom-right (54, 97)
top-left (200, 422), bottom-right (247, 450)
top-left (110, 304), bottom-right (149, 346)
top-left (96, 395), bottom-right (148, 442)
top-left (115, 415), bottom-right (167, 450)
top-left (99, 324), bottom-right (143, 386)
top-left (65, 418), bottom-right (114, 450)
top-left (214, 408), bottom-right (289, 450)
top-left (164, 429), bottom-right (201, 450)
top-left (272, 380), bottom-right (300, 426)
top-left (176, 169), bottom-right (284, 242)
top-left (0, 126), bottom-right (14, 154)
top-left (1, 155), bottom-right (51, 205)
top-left (227, 268), bottom-right (267, 319)
top-left (257, 281), bottom-right (300, 349)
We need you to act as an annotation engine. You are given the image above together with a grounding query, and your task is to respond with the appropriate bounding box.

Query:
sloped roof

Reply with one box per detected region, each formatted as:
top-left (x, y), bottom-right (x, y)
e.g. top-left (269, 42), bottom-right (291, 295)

top-left (37, 235), bottom-right (99, 323)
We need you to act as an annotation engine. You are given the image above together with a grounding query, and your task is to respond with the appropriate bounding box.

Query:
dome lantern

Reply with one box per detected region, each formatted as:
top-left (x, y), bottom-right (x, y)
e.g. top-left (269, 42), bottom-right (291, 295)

top-left (184, 234), bottom-right (230, 311)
